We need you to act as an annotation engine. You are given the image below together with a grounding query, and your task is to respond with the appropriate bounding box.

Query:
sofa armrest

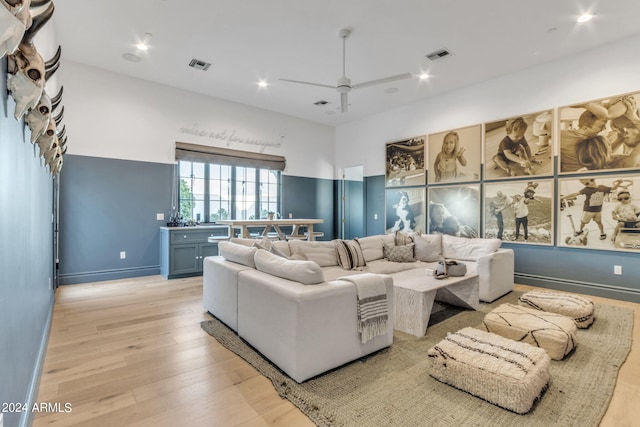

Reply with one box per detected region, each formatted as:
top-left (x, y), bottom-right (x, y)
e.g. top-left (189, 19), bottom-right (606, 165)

top-left (203, 256), bottom-right (254, 332)
top-left (476, 248), bottom-right (514, 302)
top-left (237, 270), bottom-right (393, 382)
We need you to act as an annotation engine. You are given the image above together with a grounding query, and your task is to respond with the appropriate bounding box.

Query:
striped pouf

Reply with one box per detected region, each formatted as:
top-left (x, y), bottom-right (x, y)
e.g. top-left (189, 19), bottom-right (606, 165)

top-left (427, 327), bottom-right (550, 414)
top-left (518, 290), bottom-right (595, 328)
top-left (483, 303), bottom-right (577, 360)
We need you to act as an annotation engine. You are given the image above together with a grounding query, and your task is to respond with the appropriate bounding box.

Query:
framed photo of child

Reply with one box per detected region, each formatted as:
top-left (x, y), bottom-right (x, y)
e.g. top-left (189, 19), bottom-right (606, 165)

top-left (558, 174), bottom-right (640, 252)
top-left (427, 124), bottom-right (481, 184)
top-left (483, 179), bottom-right (554, 245)
top-left (385, 187), bottom-right (426, 234)
top-left (559, 91), bottom-right (640, 174)
top-left (427, 184), bottom-right (480, 238)
top-left (385, 136), bottom-right (426, 187)
top-left (484, 110), bottom-right (554, 180)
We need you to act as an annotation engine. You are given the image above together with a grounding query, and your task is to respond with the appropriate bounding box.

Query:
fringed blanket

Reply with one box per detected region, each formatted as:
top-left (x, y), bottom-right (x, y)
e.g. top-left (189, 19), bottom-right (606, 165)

top-left (339, 273), bottom-right (388, 343)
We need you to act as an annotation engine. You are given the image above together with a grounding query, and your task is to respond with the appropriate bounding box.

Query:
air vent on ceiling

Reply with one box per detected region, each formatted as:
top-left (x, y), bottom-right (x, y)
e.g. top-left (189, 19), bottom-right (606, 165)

top-left (425, 48), bottom-right (452, 61)
top-left (313, 100), bottom-right (330, 106)
top-left (188, 58), bottom-right (211, 71)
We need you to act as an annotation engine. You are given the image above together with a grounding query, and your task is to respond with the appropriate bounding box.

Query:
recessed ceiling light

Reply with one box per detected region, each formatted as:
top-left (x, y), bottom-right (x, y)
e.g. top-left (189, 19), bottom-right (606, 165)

top-left (577, 13), bottom-right (593, 23)
top-left (257, 80), bottom-right (268, 88)
top-left (419, 73), bottom-right (430, 80)
top-left (122, 53), bottom-right (141, 63)
top-left (136, 32), bottom-right (152, 51)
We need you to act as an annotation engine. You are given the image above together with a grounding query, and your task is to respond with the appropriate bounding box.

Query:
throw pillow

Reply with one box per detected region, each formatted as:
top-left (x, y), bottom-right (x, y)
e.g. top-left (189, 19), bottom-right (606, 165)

top-left (335, 239), bottom-right (367, 270)
top-left (395, 230), bottom-right (414, 246)
top-left (441, 234), bottom-right (501, 261)
top-left (288, 240), bottom-right (338, 267)
top-left (269, 244), bottom-right (289, 259)
top-left (218, 241), bottom-right (258, 268)
top-left (383, 243), bottom-right (415, 263)
top-left (413, 233), bottom-right (443, 262)
top-left (355, 235), bottom-right (384, 262)
top-left (254, 249), bottom-right (325, 285)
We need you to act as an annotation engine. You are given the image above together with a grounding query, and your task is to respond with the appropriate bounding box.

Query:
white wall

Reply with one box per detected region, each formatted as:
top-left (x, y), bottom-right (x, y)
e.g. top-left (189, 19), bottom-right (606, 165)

top-left (60, 62), bottom-right (336, 179)
top-left (335, 34), bottom-right (640, 177)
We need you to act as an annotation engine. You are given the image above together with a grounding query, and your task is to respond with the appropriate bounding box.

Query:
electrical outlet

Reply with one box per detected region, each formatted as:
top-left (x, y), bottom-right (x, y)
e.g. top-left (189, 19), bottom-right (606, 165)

top-left (374, 213), bottom-right (378, 220)
top-left (156, 213), bottom-right (165, 221)
top-left (120, 251), bottom-right (126, 259)
top-left (289, 213), bottom-right (293, 219)
top-left (48, 277), bottom-right (52, 290)
top-left (614, 265), bottom-right (622, 275)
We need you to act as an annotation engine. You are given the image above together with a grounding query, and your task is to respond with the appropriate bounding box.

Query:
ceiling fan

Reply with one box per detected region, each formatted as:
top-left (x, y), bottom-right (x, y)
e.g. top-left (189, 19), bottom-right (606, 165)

top-left (279, 28), bottom-right (412, 113)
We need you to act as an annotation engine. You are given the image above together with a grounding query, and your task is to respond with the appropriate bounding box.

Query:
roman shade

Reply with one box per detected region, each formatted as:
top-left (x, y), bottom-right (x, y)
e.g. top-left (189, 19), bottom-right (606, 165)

top-left (175, 142), bottom-right (286, 171)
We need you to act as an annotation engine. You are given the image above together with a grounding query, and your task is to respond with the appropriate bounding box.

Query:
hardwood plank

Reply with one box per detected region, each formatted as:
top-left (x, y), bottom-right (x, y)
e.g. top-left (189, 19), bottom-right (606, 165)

top-left (34, 276), bottom-right (638, 426)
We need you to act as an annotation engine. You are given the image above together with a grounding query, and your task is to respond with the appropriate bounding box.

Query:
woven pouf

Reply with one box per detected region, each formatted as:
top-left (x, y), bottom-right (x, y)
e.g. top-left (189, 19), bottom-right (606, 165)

top-left (427, 327), bottom-right (550, 414)
top-left (483, 303), bottom-right (577, 360)
top-left (518, 290), bottom-right (595, 328)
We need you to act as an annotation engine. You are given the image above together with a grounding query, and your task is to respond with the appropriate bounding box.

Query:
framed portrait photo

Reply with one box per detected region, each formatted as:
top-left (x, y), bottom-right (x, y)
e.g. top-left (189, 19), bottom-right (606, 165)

top-left (559, 91), bottom-right (640, 174)
top-left (385, 136), bottom-right (426, 187)
top-left (385, 187), bottom-right (426, 234)
top-left (558, 174), bottom-right (640, 252)
top-left (427, 184), bottom-right (480, 238)
top-left (428, 124), bottom-right (481, 184)
top-left (484, 179), bottom-right (554, 245)
top-left (484, 110), bottom-right (554, 180)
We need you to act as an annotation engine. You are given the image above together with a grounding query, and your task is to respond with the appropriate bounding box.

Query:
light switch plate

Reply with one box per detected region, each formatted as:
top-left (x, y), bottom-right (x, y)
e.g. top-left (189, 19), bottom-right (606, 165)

top-left (157, 213), bottom-right (165, 220)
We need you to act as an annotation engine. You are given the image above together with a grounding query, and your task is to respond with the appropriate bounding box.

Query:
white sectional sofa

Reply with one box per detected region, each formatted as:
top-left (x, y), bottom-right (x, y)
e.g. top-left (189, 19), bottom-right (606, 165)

top-left (203, 232), bottom-right (514, 382)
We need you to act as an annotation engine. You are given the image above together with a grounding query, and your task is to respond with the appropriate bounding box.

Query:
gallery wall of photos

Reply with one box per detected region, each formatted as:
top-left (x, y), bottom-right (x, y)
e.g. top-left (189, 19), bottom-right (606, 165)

top-left (384, 90), bottom-right (640, 253)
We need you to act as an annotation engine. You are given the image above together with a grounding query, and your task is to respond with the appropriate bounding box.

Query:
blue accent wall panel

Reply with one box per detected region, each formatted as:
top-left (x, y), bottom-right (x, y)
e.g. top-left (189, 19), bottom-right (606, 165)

top-left (282, 175), bottom-right (334, 240)
top-left (365, 175), bottom-right (386, 236)
top-left (0, 61), bottom-right (54, 427)
top-left (59, 155), bottom-right (173, 284)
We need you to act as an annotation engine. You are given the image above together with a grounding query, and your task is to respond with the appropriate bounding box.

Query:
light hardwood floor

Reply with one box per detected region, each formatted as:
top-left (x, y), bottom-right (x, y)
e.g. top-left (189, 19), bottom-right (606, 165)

top-left (34, 276), bottom-right (639, 426)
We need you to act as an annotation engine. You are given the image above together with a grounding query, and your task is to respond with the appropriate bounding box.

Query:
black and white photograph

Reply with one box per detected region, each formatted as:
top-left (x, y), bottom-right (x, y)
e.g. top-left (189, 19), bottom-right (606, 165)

top-left (385, 187), bottom-right (426, 234)
top-left (427, 184), bottom-right (480, 237)
top-left (559, 91), bottom-right (640, 174)
top-left (428, 124), bottom-right (481, 184)
top-left (558, 174), bottom-right (640, 252)
top-left (484, 110), bottom-right (554, 180)
top-left (484, 180), bottom-right (554, 245)
top-left (385, 136), bottom-right (426, 187)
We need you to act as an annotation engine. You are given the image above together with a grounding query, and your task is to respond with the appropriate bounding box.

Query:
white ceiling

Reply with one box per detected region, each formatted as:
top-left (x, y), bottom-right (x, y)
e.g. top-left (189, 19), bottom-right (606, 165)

top-left (51, 0), bottom-right (640, 127)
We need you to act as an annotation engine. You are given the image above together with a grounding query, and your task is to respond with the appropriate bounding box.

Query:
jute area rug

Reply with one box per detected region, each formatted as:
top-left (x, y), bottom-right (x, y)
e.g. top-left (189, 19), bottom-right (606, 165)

top-left (201, 292), bottom-right (633, 427)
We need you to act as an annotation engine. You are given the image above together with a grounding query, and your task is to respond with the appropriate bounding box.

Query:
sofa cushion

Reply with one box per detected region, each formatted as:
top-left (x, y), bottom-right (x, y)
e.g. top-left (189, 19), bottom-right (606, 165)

top-left (442, 234), bottom-right (501, 261)
top-left (219, 241), bottom-right (258, 268)
top-left (395, 230), bottom-right (414, 246)
top-left (335, 239), bottom-right (367, 270)
top-left (254, 249), bottom-right (324, 285)
top-left (230, 237), bottom-right (257, 246)
top-left (289, 240), bottom-right (338, 267)
top-left (383, 243), bottom-right (415, 263)
top-left (366, 259), bottom-right (417, 274)
top-left (413, 233), bottom-right (442, 262)
top-left (356, 235), bottom-right (394, 262)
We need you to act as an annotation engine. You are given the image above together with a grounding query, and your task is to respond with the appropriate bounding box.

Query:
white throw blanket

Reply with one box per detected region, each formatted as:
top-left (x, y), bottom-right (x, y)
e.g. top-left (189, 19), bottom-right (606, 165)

top-left (339, 273), bottom-right (388, 343)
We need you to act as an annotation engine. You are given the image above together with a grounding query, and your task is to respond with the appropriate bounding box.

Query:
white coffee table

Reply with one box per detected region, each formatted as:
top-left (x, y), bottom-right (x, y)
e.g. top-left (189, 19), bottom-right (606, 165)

top-left (392, 268), bottom-right (480, 337)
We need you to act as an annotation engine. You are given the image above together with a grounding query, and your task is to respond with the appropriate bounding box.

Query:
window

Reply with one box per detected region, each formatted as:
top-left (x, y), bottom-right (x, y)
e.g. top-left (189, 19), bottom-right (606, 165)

top-left (178, 160), bottom-right (281, 223)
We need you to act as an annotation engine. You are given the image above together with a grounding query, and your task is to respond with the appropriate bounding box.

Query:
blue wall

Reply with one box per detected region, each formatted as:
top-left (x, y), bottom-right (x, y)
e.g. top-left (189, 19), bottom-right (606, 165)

top-left (58, 158), bottom-right (336, 284)
top-left (365, 174), bottom-right (640, 303)
top-left (282, 174), bottom-right (335, 239)
top-left (59, 155), bottom-right (173, 284)
top-left (0, 64), bottom-right (55, 427)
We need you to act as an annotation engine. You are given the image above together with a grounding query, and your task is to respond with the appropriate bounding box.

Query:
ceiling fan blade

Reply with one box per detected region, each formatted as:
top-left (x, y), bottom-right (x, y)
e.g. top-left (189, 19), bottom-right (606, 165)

top-left (340, 92), bottom-right (348, 113)
top-left (351, 72), bottom-right (412, 90)
top-left (278, 78), bottom-right (336, 89)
